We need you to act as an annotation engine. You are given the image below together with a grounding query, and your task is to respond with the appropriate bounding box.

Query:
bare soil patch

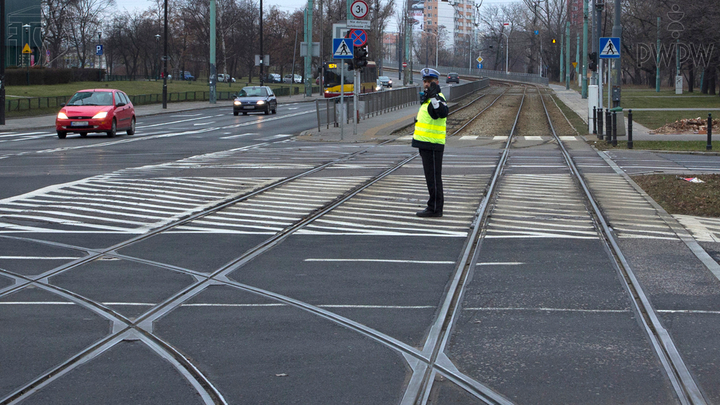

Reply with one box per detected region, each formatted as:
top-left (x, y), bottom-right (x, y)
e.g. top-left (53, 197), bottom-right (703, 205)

top-left (631, 174), bottom-right (720, 217)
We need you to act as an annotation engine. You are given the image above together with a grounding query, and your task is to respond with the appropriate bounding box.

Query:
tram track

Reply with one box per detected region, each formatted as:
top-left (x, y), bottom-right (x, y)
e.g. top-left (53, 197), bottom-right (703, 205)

top-left (1, 80), bottom-right (709, 404)
top-left (403, 81), bottom-right (708, 404)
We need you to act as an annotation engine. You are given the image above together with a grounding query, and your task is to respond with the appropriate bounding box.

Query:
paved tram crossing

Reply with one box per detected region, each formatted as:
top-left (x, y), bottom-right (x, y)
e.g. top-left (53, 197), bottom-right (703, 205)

top-left (0, 82), bottom-right (719, 404)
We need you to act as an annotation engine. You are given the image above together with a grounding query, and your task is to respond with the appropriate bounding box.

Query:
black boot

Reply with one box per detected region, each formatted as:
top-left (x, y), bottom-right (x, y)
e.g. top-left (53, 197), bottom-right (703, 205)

top-left (416, 208), bottom-right (443, 218)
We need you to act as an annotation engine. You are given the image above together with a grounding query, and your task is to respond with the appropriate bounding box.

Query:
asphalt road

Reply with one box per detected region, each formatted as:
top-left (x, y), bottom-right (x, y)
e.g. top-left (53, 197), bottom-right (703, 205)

top-left (2, 85), bottom-right (720, 405)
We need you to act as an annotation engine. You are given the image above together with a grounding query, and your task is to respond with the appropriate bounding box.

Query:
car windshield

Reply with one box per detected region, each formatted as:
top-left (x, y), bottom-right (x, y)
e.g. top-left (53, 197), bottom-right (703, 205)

top-left (379, 76), bottom-right (389, 81)
top-left (66, 91), bottom-right (114, 106)
top-left (239, 87), bottom-right (267, 97)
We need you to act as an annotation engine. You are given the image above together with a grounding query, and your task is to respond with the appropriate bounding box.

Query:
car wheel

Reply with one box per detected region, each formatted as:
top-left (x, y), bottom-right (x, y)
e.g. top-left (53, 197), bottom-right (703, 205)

top-left (234, 111), bottom-right (239, 116)
top-left (107, 119), bottom-right (117, 138)
top-left (264, 106), bottom-right (269, 115)
top-left (272, 107), bottom-right (277, 114)
top-left (57, 131), bottom-right (66, 139)
top-left (242, 112), bottom-right (247, 116)
top-left (127, 117), bottom-right (136, 135)
top-left (80, 133), bottom-right (87, 138)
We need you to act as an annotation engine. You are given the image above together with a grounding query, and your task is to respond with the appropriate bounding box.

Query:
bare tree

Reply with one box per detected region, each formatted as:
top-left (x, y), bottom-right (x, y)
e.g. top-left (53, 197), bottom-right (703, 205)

top-left (67, 0), bottom-right (116, 67)
top-left (42, 0), bottom-right (79, 67)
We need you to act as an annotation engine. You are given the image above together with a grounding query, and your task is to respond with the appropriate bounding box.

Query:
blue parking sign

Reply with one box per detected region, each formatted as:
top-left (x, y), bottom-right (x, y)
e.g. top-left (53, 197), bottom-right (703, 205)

top-left (96, 45), bottom-right (103, 56)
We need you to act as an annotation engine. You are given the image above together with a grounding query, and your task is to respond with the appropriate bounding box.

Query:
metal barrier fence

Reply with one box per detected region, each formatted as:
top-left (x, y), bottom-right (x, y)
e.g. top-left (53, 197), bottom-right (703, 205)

top-left (381, 60), bottom-right (549, 86)
top-left (4, 86), bottom-right (317, 114)
top-left (315, 86), bottom-right (419, 131)
top-left (446, 77), bottom-right (490, 101)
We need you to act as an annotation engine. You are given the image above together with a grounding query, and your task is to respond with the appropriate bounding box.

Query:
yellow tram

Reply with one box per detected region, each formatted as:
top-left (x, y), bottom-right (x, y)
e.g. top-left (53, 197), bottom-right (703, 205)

top-left (321, 61), bottom-right (378, 98)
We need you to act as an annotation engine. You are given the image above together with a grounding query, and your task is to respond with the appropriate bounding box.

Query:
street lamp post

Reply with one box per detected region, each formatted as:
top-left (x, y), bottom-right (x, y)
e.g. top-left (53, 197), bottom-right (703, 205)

top-left (155, 34), bottom-right (160, 80)
top-left (501, 31), bottom-right (508, 74)
top-left (162, 0), bottom-right (168, 109)
top-left (425, 29), bottom-right (439, 69)
top-left (23, 24), bottom-right (30, 85)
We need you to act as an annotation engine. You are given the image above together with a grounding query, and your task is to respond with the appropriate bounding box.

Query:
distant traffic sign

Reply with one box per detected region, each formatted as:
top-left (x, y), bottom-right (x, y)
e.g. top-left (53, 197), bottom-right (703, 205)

top-left (333, 38), bottom-right (354, 59)
top-left (350, 0), bottom-right (368, 19)
top-left (599, 37), bottom-right (621, 59)
top-left (22, 43), bottom-right (31, 54)
top-left (349, 29), bottom-right (367, 47)
top-left (571, 61), bottom-right (578, 68)
top-left (477, 63), bottom-right (483, 69)
top-left (96, 44), bottom-right (103, 56)
top-left (476, 56), bottom-right (483, 64)
top-left (534, 30), bottom-right (539, 35)
top-left (402, 62), bottom-right (407, 67)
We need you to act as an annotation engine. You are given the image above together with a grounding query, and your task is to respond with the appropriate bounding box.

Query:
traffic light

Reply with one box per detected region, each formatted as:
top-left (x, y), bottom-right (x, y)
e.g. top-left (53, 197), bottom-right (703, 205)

top-left (552, 38), bottom-right (556, 44)
top-left (354, 46), bottom-right (368, 69)
top-left (346, 59), bottom-right (355, 71)
top-left (588, 52), bottom-right (598, 71)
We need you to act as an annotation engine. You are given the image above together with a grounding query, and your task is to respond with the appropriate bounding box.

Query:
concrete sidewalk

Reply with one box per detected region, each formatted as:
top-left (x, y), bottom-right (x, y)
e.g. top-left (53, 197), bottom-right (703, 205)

top-left (298, 101), bottom-right (420, 143)
top-left (549, 84), bottom-right (716, 141)
top-left (0, 92), bottom-right (324, 132)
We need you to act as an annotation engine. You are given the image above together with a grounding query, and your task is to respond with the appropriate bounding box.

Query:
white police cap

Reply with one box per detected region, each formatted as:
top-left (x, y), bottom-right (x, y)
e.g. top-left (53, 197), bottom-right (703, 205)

top-left (421, 68), bottom-right (440, 79)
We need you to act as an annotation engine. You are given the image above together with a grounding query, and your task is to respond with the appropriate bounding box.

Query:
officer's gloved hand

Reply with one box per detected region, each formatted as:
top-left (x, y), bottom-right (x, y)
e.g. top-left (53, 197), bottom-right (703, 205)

top-left (425, 82), bottom-right (440, 100)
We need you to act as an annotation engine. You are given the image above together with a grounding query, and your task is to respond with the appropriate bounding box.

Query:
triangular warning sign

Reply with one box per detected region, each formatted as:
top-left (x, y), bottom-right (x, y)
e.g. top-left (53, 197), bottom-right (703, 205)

top-left (334, 39), bottom-right (353, 58)
top-left (600, 39), bottom-right (618, 56)
top-left (22, 43), bottom-right (31, 54)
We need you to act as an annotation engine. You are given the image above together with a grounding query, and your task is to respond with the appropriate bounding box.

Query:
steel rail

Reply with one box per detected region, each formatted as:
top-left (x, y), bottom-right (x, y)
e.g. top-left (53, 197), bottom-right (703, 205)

top-left (402, 86), bottom-right (528, 405)
top-left (535, 86), bottom-right (707, 405)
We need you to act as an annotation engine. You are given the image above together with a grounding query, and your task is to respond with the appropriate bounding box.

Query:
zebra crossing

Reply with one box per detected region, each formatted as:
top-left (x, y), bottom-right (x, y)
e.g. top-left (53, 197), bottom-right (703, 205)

top-left (0, 174), bottom-right (278, 233)
top-left (673, 215), bottom-right (720, 242)
top-left (485, 173), bottom-right (598, 239)
top-left (174, 177), bottom-right (370, 234)
top-left (583, 173), bottom-right (679, 240)
top-left (398, 135), bottom-right (581, 141)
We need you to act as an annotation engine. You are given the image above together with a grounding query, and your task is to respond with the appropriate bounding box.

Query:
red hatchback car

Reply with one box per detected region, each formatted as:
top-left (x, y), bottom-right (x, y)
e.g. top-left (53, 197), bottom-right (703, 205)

top-left (56, 89), bottom-right (135, 139)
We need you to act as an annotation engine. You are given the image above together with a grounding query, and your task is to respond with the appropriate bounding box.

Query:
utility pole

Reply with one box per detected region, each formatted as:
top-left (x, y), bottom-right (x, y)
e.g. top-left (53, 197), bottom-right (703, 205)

top-left (582, 0), bottom-right (588, 98)
top-left (162, 0), bottom-right (168, 108)
top-left (655, 17), bottom-right (660, 92)
top-left (209, 0), bottom-right (216, 104)
top-left (595, 0), bottom-right (603, 110)
top-left (260, 0), bottom-right (264, 86)
top-left (611, 0), bottom-right (621, 108)
top-left (304, 0), bottom-right (313, 96)
top-left (576, 34), bottom-right (580, 86)
top-left (560, 32), bottom-right (564, 82)
top-left (565, 22), bottom-right (570, 90)
top-left (0, 0), bottom-right (5, 125)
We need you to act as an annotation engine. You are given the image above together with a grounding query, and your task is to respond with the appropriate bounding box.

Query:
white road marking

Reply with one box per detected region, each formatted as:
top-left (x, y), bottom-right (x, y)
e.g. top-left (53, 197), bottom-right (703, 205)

top-left (493, 136), bottom-right (508, 140)
top-left (462, 307), bottom-right (630, 313)
top-left (304, 259), bottom-right (455, 264)
top-left (476, 262), bottom-right (526, 266)
top-left (0, 256), bottom-right (81, 260)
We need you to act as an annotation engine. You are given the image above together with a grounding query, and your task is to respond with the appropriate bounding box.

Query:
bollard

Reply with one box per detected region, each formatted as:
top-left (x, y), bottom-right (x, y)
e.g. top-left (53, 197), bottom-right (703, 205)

top-left (598, 107), bottom-right (604, 140)
top-left (593, 107), bottom-right (598, 138)
top-left (605, 109), bottom-right (612, 143)
top-left (628, 109), bottom-right (633, 149)
top-left (708, 113), bottom-right (713, 151)
top-left (612, 111), bottom-right (618, 147)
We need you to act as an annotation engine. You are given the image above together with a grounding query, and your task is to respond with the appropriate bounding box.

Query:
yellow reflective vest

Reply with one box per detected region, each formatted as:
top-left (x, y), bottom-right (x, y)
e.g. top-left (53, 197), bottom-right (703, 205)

top-left (413, 92), bottom-right (447, 145)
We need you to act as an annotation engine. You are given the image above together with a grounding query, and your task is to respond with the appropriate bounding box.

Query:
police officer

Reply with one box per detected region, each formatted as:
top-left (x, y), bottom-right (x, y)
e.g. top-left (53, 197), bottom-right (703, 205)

top-left (412, 68), bottom-right (449, 218)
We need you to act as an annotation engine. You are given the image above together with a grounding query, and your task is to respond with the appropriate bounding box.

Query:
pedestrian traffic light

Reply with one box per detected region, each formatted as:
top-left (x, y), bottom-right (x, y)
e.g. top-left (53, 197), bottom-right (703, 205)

top-left (588, 52), bottom-right (598, 71)
top-left (354, 46), bottom-right (368, 69)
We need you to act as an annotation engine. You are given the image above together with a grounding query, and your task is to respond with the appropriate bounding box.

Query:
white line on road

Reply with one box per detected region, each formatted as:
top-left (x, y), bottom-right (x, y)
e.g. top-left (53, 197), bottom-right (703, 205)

top-left (304, 259), bottom-right (455, 264)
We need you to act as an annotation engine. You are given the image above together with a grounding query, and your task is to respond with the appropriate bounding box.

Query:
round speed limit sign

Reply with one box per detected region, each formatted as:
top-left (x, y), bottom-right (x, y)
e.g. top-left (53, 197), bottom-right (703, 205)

top-left (351, 0), bottom-right (368, 19)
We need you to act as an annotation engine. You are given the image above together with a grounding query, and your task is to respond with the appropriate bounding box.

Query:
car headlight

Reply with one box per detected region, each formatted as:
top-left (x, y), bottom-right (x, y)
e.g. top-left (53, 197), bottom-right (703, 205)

top-left (92, 111), bottom-right (108, 119)
top-left (256, 100), bottom-right (266, 105)
top-left (376, 85), bottom-right (382, 91)
top-left (388, 80), bottom-right (392, 84)
top-left (57, 112), bottom-right (68, 119)
top-left (234, 100), bottom-right (241, 105)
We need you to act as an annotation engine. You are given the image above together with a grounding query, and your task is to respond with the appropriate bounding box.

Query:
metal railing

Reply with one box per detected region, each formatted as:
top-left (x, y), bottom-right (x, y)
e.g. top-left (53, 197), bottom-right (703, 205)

top-left (382, 60), bottom-right (549, 86)
top-left (446, 78), bottom-right (490, 101)
top-left (315, 86), bottom-right (419, 131)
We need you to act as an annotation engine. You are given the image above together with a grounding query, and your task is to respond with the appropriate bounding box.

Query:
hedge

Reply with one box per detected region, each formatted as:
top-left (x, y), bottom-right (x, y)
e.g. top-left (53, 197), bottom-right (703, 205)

top-left (3, 68), bottom-right (105, 86)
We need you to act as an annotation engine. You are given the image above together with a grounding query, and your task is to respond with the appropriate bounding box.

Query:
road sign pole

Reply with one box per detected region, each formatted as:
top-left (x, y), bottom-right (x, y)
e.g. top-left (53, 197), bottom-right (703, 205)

top-left (582, 0), bottom-right (588, 99)
top-left (209, 0), bottom-right (216, 104)
top-left (353, 68), bottom-right (358, 136)
top-left (341, 66), bottom-right (344, 140)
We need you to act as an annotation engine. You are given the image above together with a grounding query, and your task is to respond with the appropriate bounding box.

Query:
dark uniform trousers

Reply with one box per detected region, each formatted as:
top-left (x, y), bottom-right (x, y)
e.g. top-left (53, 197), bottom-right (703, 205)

top-left (419, 148), bottom-right (444, 213)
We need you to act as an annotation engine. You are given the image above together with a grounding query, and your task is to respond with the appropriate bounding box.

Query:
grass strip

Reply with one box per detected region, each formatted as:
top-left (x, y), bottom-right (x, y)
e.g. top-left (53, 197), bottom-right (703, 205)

top-left (549, 94), bottom-right (588, 135)
top-left (631, 174), bottom-right (720, 217)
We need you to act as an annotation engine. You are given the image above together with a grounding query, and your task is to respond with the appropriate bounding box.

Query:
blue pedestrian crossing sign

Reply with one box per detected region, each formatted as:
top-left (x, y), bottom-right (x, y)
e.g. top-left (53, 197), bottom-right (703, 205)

top-left (333, 38), bottom-right (353, 60)
top-left (599, 37), bottom-right (620, 59)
